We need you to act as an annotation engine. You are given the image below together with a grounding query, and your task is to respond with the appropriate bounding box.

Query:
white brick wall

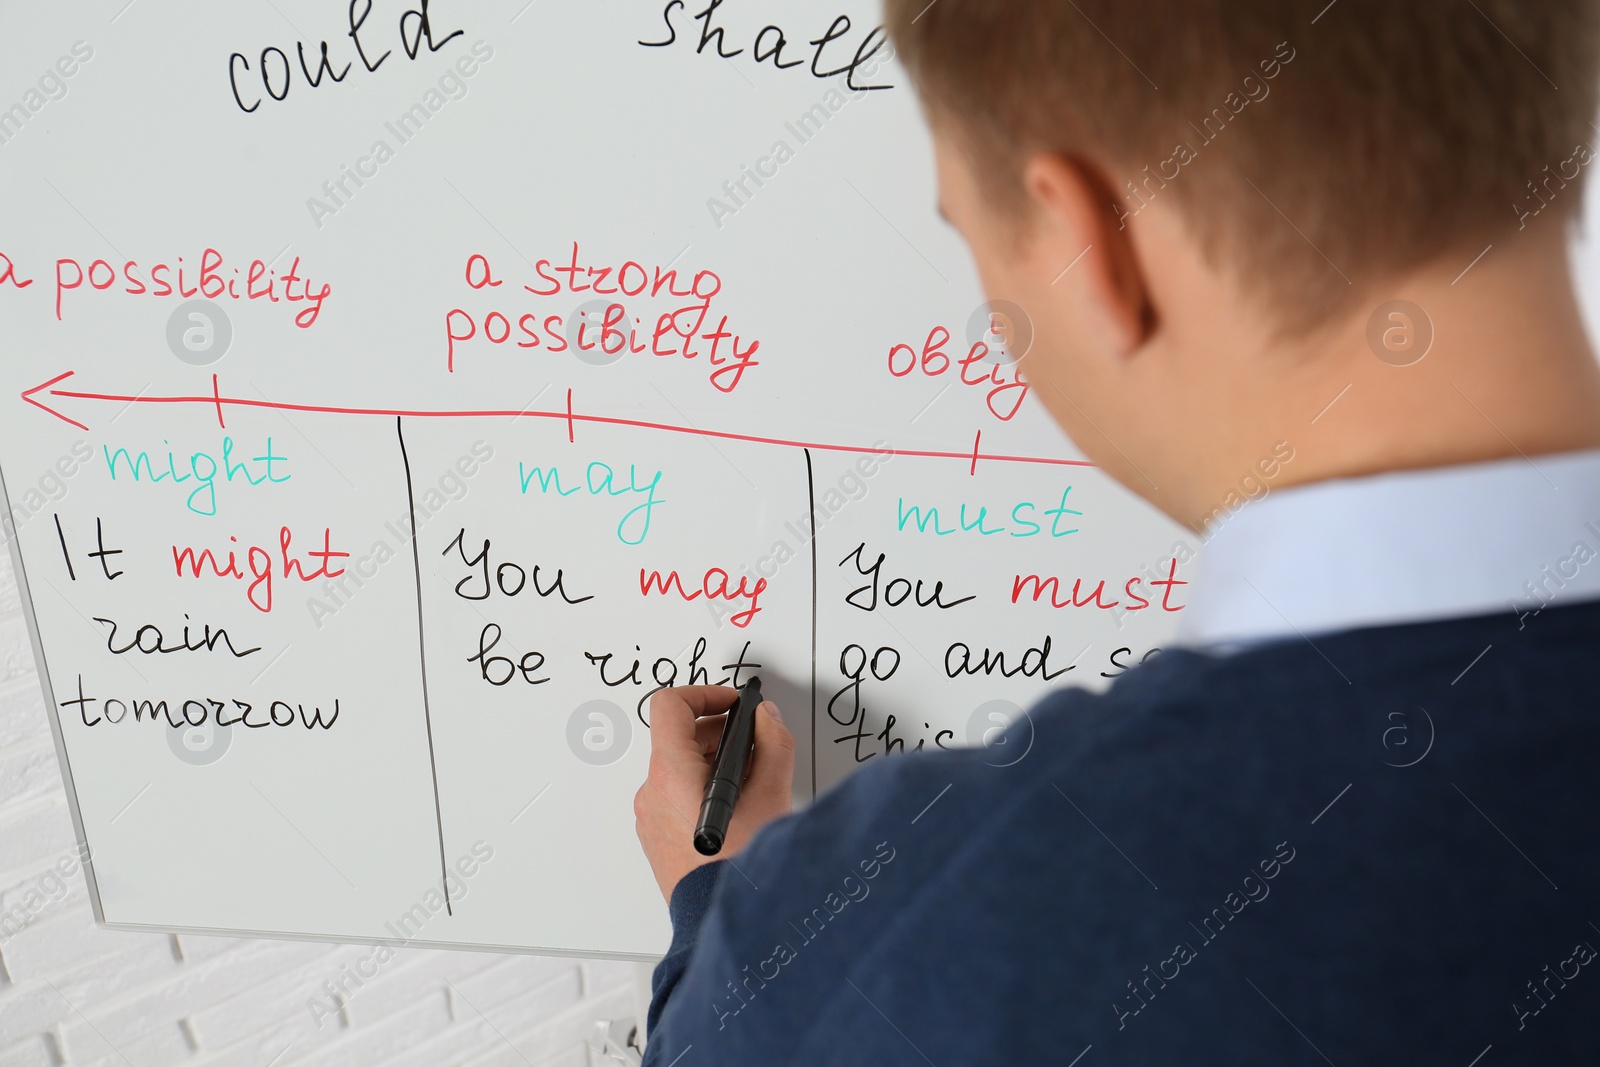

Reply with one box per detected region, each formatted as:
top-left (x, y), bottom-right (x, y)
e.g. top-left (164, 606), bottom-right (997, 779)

top-left (0, 550), bottom-right (651, 1067)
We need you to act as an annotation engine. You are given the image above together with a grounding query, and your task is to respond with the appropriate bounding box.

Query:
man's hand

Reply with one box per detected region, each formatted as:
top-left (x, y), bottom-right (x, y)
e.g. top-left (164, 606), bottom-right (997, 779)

top-left (634, 685), bottom-right (795, 902)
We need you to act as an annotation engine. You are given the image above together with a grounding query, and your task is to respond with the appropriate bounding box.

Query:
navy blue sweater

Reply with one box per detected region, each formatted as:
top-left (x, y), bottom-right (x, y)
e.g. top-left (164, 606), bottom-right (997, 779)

top-left (644, 602), bottom-right (1600, 1064)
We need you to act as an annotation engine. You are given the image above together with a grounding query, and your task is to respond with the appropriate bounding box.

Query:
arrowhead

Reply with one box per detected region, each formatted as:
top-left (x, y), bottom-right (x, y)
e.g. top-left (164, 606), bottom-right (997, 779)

top-left (22, 371), bottom-right (90, 431)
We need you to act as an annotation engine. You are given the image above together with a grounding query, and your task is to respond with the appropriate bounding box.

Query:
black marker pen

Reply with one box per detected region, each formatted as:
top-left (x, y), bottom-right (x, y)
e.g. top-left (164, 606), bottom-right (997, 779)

top-left (693, 676), bottom-right (762, 856)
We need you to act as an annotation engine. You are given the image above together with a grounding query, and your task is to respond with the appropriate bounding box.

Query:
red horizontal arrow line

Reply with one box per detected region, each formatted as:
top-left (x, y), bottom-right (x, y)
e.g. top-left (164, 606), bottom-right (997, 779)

top-left (30, 372), bottom-right (1095, 469)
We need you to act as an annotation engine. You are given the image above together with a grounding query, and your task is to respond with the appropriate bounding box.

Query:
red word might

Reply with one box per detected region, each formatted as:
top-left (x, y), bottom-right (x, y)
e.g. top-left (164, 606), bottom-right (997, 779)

top-left (173, 526), bottom-right (349, 613)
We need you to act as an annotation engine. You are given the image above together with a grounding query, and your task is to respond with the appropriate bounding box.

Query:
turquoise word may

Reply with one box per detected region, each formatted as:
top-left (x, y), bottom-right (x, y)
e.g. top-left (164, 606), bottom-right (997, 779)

top-left (517, 460), bottom-right (665, 546)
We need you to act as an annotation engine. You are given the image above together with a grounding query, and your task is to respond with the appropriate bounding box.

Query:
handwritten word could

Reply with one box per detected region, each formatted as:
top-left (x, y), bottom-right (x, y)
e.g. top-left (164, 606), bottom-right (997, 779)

top-left (103, 436), bottom-right (289, 517)
top-left (62, 674), bottom-right (340, 730)
top-left (640, 567), bottom-right (768, 628)
top-left (228, 0), bottom-right (463, 113)
top-left (517, 459), bottom-right (664, 546)
top-left (888, 325), bottom-right (1030, 422)
top-left (44, 249), bottom-right (331, 328)
top-left (449, 248), bottom-right (760, 393)
top-left (172, 526), bottom-right (349, 613)
top-left (897, 487), bottom-right (1081, 538)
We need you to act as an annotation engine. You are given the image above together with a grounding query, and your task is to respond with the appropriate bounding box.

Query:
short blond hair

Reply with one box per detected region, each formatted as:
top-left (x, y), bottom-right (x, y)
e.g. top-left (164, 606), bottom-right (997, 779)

top-left (886, 0), bottom-right (1600, 328)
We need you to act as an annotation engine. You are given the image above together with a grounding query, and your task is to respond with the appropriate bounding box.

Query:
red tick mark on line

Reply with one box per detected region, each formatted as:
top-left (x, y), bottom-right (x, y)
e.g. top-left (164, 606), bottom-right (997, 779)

top-left (212, 373), bottom-right (227, 429)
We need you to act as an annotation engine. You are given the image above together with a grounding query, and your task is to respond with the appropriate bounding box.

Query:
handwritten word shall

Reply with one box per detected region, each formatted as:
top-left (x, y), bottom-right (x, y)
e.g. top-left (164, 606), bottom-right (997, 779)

top-left (640, 1), bottom-right (893, 92)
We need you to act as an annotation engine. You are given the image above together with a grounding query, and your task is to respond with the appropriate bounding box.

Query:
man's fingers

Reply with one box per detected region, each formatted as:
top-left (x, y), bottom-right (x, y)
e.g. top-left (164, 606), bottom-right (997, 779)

top-left (694, 715), bottom-right (727, 757)
top-left (669, 685), bottom-right (746, 717)
top-left (648, 686), bottom-right (740, 764)
top-left (745, 700), bottom-right (795, 800)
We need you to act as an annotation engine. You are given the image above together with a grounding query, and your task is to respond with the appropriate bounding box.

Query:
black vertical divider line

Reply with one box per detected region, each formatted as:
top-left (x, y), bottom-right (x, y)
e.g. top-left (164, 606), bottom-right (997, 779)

top-left (397, 417), bottom-right (453, 916)
top-left (804, 447), bottom-right (818, 799)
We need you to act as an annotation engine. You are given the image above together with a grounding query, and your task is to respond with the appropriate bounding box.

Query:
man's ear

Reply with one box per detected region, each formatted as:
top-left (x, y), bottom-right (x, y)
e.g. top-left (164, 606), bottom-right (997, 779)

top-left (1022, 153), bottom-right (1153, 354)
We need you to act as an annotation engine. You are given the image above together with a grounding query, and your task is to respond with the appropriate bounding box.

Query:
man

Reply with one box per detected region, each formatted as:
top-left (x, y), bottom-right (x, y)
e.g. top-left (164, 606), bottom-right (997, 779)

top-left (635, 1), bottom-right (1600, 1061)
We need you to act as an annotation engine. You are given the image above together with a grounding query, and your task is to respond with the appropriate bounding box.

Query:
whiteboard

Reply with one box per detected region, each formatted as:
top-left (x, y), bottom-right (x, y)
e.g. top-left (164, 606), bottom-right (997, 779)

top-left (0, 0), bottom-right (1188, 958)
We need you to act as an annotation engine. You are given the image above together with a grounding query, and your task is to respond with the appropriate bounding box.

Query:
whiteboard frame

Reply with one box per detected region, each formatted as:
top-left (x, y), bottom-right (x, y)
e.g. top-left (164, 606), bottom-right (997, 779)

top-left (1, 460), bottom-right (109, 927)
top-left (2, 458), bottom-right (672, 960)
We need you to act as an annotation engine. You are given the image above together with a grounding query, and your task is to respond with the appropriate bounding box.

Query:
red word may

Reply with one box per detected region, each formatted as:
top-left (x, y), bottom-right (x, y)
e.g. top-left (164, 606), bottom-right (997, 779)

top-left (640, 567), bottom-right (769, 628)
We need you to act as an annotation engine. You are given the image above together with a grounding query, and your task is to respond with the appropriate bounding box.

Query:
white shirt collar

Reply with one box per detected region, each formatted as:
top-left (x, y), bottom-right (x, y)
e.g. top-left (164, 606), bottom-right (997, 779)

top-left (1175, 449), bottom-right (1600, 649)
